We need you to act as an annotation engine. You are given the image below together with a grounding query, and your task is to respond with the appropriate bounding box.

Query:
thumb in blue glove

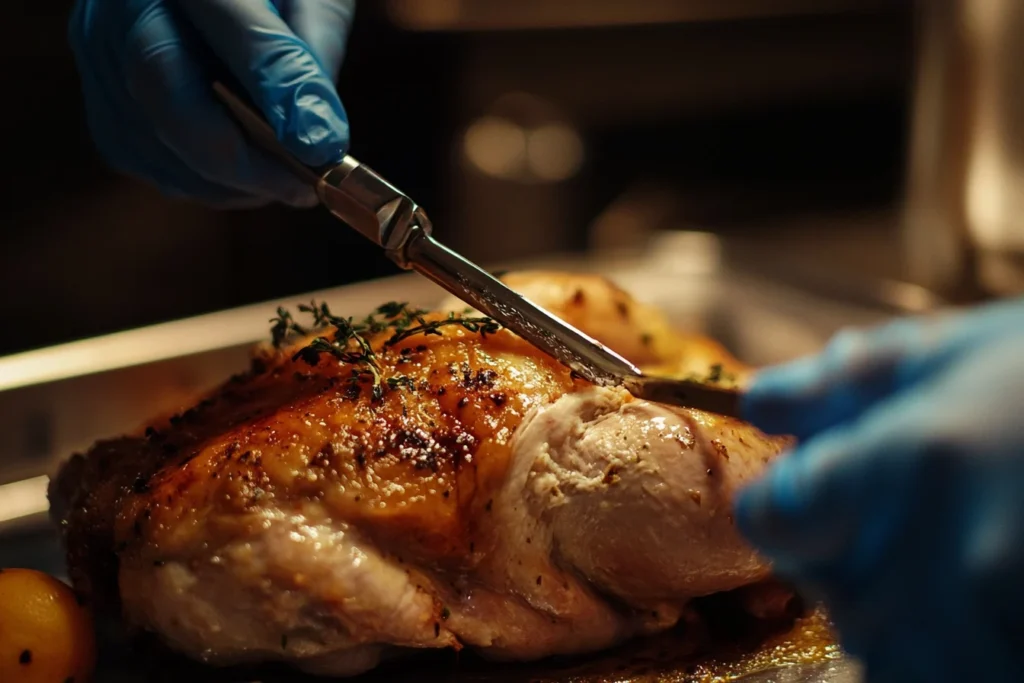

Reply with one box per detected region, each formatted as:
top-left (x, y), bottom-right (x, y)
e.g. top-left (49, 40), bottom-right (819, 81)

top-left (70, 0), bottom-right (355, 208)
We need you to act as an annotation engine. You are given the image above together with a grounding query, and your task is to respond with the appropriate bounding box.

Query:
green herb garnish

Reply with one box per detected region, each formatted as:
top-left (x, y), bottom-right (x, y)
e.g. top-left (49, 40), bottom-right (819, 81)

top-left (269, 300), bottom-right (502, 401)
top-left (686, 362), bottom-right (737, 386)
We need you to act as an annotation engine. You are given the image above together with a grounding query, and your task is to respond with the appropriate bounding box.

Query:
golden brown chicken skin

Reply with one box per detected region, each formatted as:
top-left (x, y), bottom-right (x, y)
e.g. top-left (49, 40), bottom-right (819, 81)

top-left (52, 311), bottom-right (576, 598)
top-left (49, 272), bottom-right (789, 677)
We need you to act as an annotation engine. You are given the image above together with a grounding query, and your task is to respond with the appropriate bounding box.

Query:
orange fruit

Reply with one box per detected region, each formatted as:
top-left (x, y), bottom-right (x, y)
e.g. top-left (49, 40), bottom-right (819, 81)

top-left (0, 568), bottom-right (96, 683)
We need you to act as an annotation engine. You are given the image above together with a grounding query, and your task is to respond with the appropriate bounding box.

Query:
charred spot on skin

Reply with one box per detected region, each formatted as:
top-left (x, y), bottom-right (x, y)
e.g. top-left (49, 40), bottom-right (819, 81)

top-left (602, 465), bottom-right (621, 485)
top-left (615, 299), bottom-right (630, 319)
top-left (380, 424), bottom-right (479, 472)
top-left (457, 397), bottom-right (470, 409)
top-left (711, 439), bottom-right (730, 460)
top-left (19, 649), bottom-right (31, 665)
top-left (536, 575), bottom-right (543, 586)
top-left (464, 368), bottom-right (498, 390)
top-left (489, 393), bottom-right (508, 406)
top-left (640, 333), bottom-right (653, 347)
top-left (437, 386), bottom-right (447, 396)
top-left (434, 622), bottom-right (441, 637)
top-left (571, 288), bottom-right (585, 305)
top-left (441, 606), bottom-right (451, 620)
top-left (485, 499), bottom-right (493, 512)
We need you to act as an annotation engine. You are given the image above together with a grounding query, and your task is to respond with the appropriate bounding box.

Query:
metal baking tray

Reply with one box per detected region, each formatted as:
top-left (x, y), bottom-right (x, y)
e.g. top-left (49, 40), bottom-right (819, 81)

top-left (0, 231), bottom-right (941, 681)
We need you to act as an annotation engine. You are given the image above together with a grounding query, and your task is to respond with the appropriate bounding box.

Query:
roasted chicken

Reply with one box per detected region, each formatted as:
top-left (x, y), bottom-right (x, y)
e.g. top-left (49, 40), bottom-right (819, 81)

top-left (49, 271), bottom-right (790, 677)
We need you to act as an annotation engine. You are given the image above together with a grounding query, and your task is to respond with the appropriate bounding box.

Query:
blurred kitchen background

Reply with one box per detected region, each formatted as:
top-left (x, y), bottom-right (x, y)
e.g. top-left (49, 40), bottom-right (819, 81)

top-left (4, 0), bottom-right (1021, 357)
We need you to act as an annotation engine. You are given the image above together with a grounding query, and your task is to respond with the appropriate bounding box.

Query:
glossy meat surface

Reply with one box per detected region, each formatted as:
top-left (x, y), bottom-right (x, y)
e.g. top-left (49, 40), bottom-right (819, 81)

top-left (49, 271), bottom-right (790, 676)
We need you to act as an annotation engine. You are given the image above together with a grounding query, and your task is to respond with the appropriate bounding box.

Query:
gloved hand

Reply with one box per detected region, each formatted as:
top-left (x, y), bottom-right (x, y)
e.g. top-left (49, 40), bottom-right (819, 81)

top-left (70, 0), bottom-right (355, 208)
top-left (735, 295), bottom-right (1024, 682)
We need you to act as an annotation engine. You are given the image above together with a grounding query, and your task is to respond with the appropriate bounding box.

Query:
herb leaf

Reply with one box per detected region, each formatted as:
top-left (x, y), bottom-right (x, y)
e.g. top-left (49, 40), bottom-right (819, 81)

top-left (270, 301), bottom-right (503, 401)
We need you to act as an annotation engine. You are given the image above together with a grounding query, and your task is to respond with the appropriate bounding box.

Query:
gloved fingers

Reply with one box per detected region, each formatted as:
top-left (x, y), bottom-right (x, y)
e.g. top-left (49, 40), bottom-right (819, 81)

top-left (119, 1), bottom-right (319, 207)
top-left (733, 423), bottom-right (864, 569)
top-left (275, 0), bottom-right (357, 81)
top-left (735, 388), bottom-right (943, 573)
top-left (741, 298), bottom-right (1024, 440)
top-left (741, 319), bottom-right (927, 439)
top-left (69, 0), bottom-right (272, 208)
top-left (745, 296), bottom-right (1024, 440)
top-left (175, 0), bottom-right (350, 168)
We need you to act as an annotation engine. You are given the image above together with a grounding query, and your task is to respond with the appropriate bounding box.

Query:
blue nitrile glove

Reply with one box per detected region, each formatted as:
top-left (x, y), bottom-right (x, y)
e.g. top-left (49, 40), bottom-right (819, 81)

top-left (735, 295), bottom-right (1024, 683)
top-left (69, 0), bottom-right (354, 208)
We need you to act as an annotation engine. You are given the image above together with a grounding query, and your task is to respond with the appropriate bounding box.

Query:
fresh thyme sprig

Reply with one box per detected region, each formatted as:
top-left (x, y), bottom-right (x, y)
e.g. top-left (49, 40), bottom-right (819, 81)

top-left (269, 300), bottom-right (503, 400)
top-left (269, 307), bottom-right (307, 347)
top-left (386, 311), bottom-right (501, 346)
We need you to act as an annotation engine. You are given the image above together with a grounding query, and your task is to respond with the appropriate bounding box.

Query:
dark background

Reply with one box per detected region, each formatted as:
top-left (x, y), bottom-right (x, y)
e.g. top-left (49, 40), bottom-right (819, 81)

top-left (0, 1), bottom-right (914, 357)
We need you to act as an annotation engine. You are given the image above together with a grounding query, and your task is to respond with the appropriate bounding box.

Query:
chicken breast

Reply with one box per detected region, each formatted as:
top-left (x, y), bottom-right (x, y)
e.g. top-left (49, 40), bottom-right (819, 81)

top-left (48, 271), bottom-right (789, 677)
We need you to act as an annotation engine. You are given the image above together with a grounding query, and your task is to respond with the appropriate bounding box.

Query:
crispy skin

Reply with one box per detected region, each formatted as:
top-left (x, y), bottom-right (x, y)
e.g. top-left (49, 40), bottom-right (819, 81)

top-left (52, 318), bottom-right (575, 609)
top-left (49, 271), bottom-right (790, 676)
